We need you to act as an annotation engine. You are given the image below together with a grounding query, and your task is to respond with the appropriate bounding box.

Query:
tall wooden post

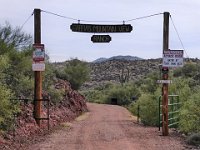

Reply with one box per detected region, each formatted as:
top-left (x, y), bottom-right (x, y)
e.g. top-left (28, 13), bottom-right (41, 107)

top-left (34, 8), bottom-right (42, 126)
top-left (162, 12), bottom-right (170, 136)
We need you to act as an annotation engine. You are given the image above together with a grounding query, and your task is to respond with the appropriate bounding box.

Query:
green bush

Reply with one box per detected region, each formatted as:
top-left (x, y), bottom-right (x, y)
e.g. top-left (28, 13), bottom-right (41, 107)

top-left (0, 84), bottom-right (19, 131)
top-left (139, 72), bottom-right (160, 94)
top-left (82, 83), bottom-right (140, 105)
top-left (186, 133), bottom-right (200, 146)
top-left (179, 91), bottom-right (200, 133)
top-left (127, 71), bottom-right (161, 126)
top-left (103, 83), bottom-right (140, 105)
top-left (104, 85), bottom-right (128, 105)
top-left (56, 59), bottom-right (90, 90)
top-left (129, 92), bottom-right (160, 126)
top-left (46, 86), bottom-right (65, 105)
top-left (43, 62), bottom-right (56, 90)
top-left (0, 23), bottom-right (33, 132)
top-left (173, 63), bottom-right (198, 78)
top-left (82, 90), bottom-right (105, 103)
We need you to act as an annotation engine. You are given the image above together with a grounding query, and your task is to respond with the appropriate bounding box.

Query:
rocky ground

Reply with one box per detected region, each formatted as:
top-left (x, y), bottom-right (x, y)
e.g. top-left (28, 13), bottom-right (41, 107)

top-left (0, 79), bottom-right (87, 150)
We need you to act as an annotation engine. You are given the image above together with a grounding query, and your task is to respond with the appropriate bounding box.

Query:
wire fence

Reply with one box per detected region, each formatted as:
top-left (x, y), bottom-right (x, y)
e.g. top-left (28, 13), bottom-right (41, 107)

top-left (10, 98), bottom-right (50, 138)
top-left (135, 95), bottom-right (181, 131)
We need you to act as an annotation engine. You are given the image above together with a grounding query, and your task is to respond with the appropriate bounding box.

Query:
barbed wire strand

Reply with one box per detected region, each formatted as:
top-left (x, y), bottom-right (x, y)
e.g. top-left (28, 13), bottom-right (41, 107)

top-left (19, 11), bottom-right (34, 31)
top-left (170, 15), bottom-right (190, 58)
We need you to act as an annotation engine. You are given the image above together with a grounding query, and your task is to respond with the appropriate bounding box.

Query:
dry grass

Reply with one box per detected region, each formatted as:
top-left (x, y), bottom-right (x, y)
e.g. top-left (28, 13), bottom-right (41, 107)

top-left (128, 115), bottom-right (137, 121)
top-left (60, 122), bottom-right (72, 128)
top-left (75, 112), bottom-right (90, 121)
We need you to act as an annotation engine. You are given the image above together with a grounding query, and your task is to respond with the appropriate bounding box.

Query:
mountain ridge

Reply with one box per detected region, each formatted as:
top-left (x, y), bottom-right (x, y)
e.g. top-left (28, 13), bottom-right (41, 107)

top-left (92, 55), bottom-right (143, 63)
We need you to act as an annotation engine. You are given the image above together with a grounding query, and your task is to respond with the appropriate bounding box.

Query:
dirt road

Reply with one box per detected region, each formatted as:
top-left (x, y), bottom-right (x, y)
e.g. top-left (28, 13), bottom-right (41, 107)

top-left (27, 103), bottom-right (185, 150)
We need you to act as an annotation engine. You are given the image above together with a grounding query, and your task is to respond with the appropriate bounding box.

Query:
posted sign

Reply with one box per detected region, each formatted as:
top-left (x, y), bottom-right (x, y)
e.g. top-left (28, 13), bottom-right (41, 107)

top-left (33, 44), bottom-right (45, 62)
top-left (32, 44), bottom-right (45, 71)
top-left (157, 80), bottom-right (172, 84)
top-left (32, 63), bottom-right (45, 71)
top-left (163, 50), bottom-right (184, 67)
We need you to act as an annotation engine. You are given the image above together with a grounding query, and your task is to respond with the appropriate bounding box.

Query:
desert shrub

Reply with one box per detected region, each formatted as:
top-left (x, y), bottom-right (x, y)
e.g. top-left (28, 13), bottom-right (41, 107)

top-left (186, 133), bottom-right (200, 146)
top-left (0, 23), bottom-right (33, 132)
top-left (169, 78), bottom-right (192, 102)
top-left (137, 71), bottom-right (160, 94)
top-left (48, 86), bottom-right (65, 105)
top-left (129, 91), bottom-right (160, 126)
top-left (179, 91), bottom-right (200, 133)
top-left (82, 90), bottom-right (105, 103)
top-left (43, 62), bottom-right (56, 90)
top-left (81, 82), bottom-right (114, 103)
top-left (82, 82), bottom-right (140, 105)
top-left (128, 102), bottom-right (138, 116)
top-left (104, 86), bottom-right (131, 105)
top-left (173, 63), bottom-right (198, 78)
top-left (0, 84), bottom-right (19, 131)
top-left (182, 63), bottom-right (198, 77)
top-left (173, 67), bottom-right (182, 77)
top-left (56, 59), bottom-right (90, 90)
top-left (103, 83), bottom-right (140, 106)
top-left (0, 23), bottom-right (32, 50)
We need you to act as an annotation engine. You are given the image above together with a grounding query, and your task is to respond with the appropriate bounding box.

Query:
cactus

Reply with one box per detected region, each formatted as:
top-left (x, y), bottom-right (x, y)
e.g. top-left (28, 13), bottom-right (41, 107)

top-left (119, 68), bottom-right (130, 85)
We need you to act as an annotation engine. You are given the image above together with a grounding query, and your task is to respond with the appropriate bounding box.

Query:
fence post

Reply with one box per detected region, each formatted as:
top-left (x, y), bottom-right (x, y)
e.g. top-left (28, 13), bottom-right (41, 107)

top-left (137, 105), bottom-right (140, 123)
top-left (171, 96), bottom-right (174, 126)
top-left (159, 96), bottom-right (161, 131)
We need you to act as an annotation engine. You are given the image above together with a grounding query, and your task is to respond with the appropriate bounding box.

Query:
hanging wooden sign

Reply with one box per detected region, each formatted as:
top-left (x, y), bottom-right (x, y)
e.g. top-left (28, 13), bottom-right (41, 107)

top-left (91, 35), bottom-right (111, 43)
top-left (70, 23), bottom-right (133, 33)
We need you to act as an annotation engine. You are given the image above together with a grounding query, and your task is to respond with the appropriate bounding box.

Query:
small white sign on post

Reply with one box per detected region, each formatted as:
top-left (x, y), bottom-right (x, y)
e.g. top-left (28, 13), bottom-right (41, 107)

top-left (32, 63), bottom-right (45, 71)
top-left (157, 80), bottom-right (172, 84)
top-left (163, 50), bottom-right (184, 67)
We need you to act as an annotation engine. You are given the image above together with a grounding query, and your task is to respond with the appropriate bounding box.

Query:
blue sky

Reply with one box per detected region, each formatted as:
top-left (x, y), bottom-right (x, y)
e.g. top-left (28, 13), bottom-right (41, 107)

top-left (0, 0), bottom-right (200, 62)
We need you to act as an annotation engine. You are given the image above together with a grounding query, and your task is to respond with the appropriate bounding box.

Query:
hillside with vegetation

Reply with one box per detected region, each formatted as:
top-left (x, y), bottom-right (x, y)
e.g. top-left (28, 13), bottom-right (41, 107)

top-left (0, 23), bottom-right (89, 148)
top-left (82, 58), bottom-right (161, 89)
top-left (80, 58), bottom-right (200, 147)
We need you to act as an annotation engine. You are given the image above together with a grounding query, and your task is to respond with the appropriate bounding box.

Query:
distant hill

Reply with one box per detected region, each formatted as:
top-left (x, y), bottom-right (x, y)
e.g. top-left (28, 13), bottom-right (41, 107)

top-left (92, 55), bottom-right (143, 63)
top-left (81, 58), bottom-right (162, 90)
top-left (92, 57), bottom-right (107, 63)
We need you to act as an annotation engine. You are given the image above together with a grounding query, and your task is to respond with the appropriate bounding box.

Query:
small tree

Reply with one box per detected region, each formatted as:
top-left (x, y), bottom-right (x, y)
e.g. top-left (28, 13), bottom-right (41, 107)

top-left (0, 23), bottom-right (32, 52)
top-left (63, 59), bottom-right (90, 90)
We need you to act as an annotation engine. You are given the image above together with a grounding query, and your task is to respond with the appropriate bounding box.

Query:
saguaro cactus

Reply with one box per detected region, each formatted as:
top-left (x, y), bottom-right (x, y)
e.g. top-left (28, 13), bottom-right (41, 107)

top-left (119, 68), bottom-right (130, 85)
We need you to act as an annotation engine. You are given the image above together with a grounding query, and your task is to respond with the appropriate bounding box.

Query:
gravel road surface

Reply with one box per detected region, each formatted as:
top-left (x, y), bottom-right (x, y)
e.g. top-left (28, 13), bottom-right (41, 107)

top-left (27, 103), bottom-right (185, 150)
